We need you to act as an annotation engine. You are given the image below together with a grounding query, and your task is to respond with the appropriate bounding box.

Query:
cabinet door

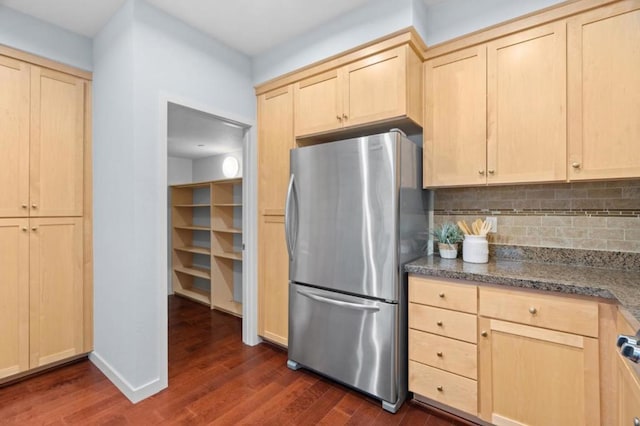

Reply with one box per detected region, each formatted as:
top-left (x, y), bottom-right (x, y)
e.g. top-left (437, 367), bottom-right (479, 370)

top-left (294, 70), bottom-right (342, 137)
top-left (258, 86), bottom-right (294, 215)
top-left (343, 46), bottom-right (409, 128)
top-left (424, 46), bottom-right (487, 187)
top-left (479, 317), bottom-right (600, 426)
top-left (0, 56), bottom-right (30, 218)
top-left (258, 215), bottom-right (288, 347)
top-left (30, 67), bottom-right (84, 217)
top-left (0, 219), bottom-right (29, 379)
top-left (617, 354), bottom-right (640, 426)
top-left (487, 22), bottom-right (567, 184)
top-left (568, 2), bottom-right (640, 180)
top-left (30, 217), bottom-right (83, 368)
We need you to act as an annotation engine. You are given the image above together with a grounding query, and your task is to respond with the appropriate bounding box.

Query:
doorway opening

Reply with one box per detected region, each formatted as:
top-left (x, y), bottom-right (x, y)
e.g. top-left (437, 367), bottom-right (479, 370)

top-left (166, 101), bottom-right (250, 344)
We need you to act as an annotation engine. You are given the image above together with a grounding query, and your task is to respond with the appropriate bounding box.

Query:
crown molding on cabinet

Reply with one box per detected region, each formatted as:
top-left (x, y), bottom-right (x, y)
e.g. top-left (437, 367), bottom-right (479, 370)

top-left (0, 44), bottom-right (92, 80)
top-left (254, 27), bottom-right (426, 96)
top-left (423, 0), bottom-right (623, 60)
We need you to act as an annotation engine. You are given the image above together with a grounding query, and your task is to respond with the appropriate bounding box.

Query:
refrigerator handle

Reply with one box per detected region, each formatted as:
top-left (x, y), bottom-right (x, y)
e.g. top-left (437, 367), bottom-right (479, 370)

top-left (284, 173), bottom-right (295, 260)
top-left (297, 289), bottom-right (381, 312)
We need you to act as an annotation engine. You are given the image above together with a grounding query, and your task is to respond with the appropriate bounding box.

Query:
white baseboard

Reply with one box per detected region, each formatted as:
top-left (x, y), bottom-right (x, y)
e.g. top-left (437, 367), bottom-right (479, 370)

top-left (89, 352), bottom-right (167, 403)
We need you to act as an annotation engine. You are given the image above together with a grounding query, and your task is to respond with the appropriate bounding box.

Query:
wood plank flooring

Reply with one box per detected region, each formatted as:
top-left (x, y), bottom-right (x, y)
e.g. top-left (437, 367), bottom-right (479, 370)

top-left (0, 296), bottom-right (472, 425)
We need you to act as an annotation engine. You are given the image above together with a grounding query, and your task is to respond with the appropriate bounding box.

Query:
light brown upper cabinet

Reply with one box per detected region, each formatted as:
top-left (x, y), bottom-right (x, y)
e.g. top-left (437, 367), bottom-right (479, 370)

top-left (294, 46), bottom-right (422, 138)
top-left (258, 85), bottom-right (294, 215)
top-left (424, 22), bottom-right (566, 188)
top-left (567, 1), bottom-right (640, 180)
top-left (0, 59), bottom-right (84, 218)
top-left (424, 46), bottom-right (487, 187)
top-left (30, 68), bottom-right (85, 217)
top-left (0, 56), bottom-right (30, 218)
top-left (487, 22), bottom-right (566, 184)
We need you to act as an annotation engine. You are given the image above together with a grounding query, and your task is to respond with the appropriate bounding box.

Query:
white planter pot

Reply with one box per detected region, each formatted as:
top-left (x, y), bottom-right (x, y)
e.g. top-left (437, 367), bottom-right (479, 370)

top-left (438, 243), bottom-right (458, 259)
top-left (463, 235), bottom-right (488, 263)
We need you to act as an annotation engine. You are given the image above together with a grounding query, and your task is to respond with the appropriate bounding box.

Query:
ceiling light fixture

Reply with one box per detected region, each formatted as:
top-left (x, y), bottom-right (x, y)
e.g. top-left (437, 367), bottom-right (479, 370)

top-left (222, 156), bottom-right (239, 178)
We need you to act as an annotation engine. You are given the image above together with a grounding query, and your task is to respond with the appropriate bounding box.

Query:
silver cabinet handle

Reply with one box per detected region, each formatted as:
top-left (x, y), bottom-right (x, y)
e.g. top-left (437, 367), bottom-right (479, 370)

top-left (297, 290), bottom-right (380, 312)
top-left (572, 162), bottom-right (581, 169)
top-left (284, 174), bottom-right (295, 260)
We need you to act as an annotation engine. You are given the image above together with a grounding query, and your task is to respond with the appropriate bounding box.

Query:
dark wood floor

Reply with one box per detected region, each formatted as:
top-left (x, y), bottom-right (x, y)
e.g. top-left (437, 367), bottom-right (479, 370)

top-left (0, 296), bottom-right (470, 425)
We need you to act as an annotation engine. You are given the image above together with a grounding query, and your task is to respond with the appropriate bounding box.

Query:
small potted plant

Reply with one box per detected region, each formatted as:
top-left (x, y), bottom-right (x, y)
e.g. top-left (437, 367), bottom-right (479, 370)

top-left (432, 223), bottom-right (464, 259)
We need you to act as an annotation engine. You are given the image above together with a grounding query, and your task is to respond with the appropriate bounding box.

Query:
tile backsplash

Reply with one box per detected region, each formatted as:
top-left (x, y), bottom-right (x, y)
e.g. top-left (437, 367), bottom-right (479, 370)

top-left (434, 180), bottom-right (640, 253)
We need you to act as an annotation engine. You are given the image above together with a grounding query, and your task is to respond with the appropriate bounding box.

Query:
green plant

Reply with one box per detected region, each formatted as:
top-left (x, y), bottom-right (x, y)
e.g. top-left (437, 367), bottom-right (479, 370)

top-left (432, 223), bottom-right (464, 245)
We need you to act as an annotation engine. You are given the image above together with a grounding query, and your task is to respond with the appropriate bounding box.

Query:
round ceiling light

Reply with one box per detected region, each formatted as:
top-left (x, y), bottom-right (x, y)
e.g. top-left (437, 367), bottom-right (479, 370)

top-left (222, 156), bottom-right (239, 178)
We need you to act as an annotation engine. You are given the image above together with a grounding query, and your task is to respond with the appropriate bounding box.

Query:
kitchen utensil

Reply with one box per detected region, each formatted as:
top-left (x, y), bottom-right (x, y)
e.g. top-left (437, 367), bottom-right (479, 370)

top-left (457, 221), bottom-right (472, 236)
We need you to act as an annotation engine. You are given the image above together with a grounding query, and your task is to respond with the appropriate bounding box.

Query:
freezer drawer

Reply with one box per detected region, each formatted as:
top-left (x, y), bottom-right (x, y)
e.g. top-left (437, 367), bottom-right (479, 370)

top-left (288, 283), bottom-right (398, 403)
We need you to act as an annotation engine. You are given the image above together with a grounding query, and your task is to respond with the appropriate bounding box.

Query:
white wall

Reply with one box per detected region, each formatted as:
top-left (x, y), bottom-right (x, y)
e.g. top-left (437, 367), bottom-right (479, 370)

top-left (252, 0), bottom-right (415, 85)
top-left (192, 150), bottom-right (243, 182)
top-left (251, 0), bottom-right (565, 85)
top-left (92, 0), bottom-right (255, 403)
top-left (0, 5), bottom-right (92, 71)
top-left (167, 156), bottom-right (193, 185)
top-left (90, 0), bottom-right (142, 400)
top-left (422, 0), bottom-right (565, 46)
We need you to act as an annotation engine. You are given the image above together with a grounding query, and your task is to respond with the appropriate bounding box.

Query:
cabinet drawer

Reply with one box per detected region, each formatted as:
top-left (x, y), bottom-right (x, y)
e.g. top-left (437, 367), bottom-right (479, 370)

top-left (479, 287), bottom-right (599, 337)
top-left (409, 276), bottom-right (477, 313)
top-left (409, 304), bottom-right (477, 343)
top-left (409, 360), bottom-right (477, 415)
top-left (409, 329), bottom-right (477, 379)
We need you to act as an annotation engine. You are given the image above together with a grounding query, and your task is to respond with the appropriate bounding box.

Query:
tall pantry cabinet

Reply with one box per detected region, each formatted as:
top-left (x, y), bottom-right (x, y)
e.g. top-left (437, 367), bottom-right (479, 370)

top-left (257, 85), bottom-right (294, 347)
top-left (0, 49), bottom-right (92, 381)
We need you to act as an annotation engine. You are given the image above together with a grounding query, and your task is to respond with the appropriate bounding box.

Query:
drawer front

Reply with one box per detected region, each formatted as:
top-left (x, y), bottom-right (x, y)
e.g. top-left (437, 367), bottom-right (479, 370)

top-left (409, 329), bottom-right (477, 379)
top-left (409, 276), bottom-right (478, 313)
top-left (409, 304), bottom-right (477, 343)
top-left (479, 287), bottom-right (599, 337)
top-left (409, 360), bottom-right (477, 415)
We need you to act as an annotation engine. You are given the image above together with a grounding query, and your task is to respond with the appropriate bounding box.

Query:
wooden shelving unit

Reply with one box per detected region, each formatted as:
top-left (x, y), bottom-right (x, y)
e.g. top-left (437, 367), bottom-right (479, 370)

top-left (211, 178), bottom-right (243, 317)
top-left (170, 178), bottom-right (243, 316)
top-left (171, 182), bottom-right (213, 307)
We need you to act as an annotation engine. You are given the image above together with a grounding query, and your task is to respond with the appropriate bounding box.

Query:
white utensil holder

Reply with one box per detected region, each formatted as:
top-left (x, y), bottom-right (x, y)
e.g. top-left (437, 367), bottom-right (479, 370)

top-left (463, 235), bottom-right (488, 263)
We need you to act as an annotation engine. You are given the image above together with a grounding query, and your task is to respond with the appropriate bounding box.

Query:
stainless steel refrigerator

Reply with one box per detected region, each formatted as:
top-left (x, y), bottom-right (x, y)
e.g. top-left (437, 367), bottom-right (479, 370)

top-left (285, 130), bottom-right (429, 413)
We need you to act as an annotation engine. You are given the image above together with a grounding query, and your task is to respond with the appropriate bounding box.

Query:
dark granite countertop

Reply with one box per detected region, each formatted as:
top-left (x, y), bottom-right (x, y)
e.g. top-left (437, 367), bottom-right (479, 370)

top-left (405, 255), bottom-right (640, 321)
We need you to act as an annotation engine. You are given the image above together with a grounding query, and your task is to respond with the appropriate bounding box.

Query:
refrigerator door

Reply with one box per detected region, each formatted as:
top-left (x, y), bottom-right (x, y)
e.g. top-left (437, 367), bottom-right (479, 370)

top-left (288, 133), bottom-right (398, 301)
top-left (288, 283), bottom-right (398, 403)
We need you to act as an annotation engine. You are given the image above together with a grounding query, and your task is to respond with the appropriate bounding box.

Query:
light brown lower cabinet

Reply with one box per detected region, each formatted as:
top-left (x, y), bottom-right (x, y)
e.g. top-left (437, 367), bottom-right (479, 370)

top-left (0, 218), bottom-right (29, 379)
top-left (29, 217), bottom-right (84, 368)
top-left (409, 275), bottom-right (606, 425)
top-left (409, 360), bottom-right (477, 414)
top-left (0, 217), bottom-right (84, 380)
top-left (618, 353), bottom-right (640, 426)
top-left (258, 215), bottom-right (288, 346)
top-left (478, 317), bottom-right (600, 426)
